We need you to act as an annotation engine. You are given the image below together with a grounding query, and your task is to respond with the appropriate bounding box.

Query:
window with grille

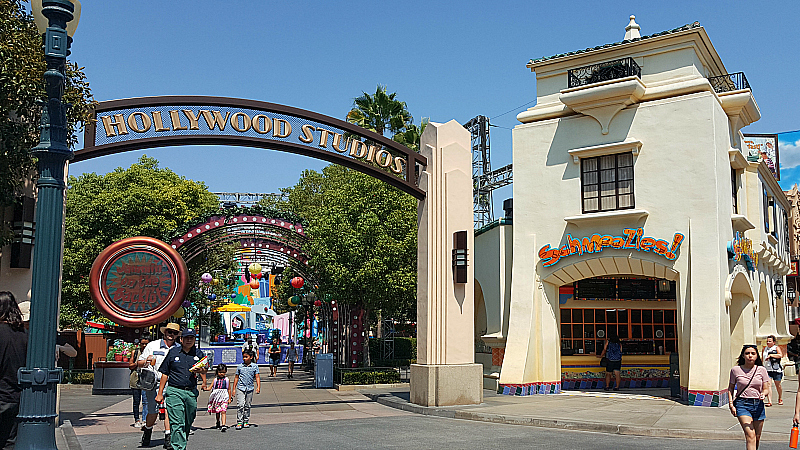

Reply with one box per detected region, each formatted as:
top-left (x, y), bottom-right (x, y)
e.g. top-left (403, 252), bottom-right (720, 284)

top-left (581, 153), bottom-right (634, 213)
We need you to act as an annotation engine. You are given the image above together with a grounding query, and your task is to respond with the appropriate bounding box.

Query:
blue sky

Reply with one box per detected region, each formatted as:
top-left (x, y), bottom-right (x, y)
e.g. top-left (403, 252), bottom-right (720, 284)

top-left (62, 1), bottom-right (800, 216)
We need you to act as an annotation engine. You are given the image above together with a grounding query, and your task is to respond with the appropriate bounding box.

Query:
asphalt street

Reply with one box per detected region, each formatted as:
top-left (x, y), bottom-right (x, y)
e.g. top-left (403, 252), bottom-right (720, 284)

top-left (75, 414), bottom-right (789, 450)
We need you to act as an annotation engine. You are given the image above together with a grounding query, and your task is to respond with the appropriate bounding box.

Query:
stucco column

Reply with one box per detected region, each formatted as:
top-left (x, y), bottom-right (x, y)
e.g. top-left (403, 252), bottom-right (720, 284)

top-left (497, 232), bottom-right (562, 394)
top-left (411, 120), bottom-right (483, 406)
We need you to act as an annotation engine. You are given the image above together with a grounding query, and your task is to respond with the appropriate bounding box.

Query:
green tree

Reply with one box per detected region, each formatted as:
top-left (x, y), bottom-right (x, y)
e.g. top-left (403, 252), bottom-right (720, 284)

top-left (346, 85), bottom-right (412, 137)
top-left (0, 0), bottom-right (94, 246)
top-left (271, 165), bottom-right (417, 324)
top-left (184, 241), bottom-right (239, 337)
top-left (61, 156), bottom-right (219, 328)
top-left (392, 119), bottom-right (428, 152)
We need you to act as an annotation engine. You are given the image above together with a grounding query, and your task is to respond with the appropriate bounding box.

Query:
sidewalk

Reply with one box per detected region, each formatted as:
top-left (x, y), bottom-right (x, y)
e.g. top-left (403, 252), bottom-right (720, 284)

top-left (363, 377), bottom-right (800, 442)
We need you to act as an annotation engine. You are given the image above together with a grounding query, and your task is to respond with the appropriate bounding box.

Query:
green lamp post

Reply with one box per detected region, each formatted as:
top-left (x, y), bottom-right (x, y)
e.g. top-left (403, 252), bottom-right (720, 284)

top-left (16, 1), bottom-right (80, 448)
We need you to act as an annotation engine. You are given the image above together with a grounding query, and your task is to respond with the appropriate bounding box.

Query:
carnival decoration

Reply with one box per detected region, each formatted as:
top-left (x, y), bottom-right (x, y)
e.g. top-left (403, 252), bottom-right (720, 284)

top-left (212, 278), bottom-right (220, 285)
top-left (248, 263), bottom-right (262, 275)
top-left (208, 293), bottom-right (217, 301)
top-left (182, 300), bottom-right (190, 308)
top-left (288, 295), bottom-right (300, 307)
top-left (314, 300), bottom-right (322, 307)
top-left (201, 272), bottom-right (213, 283)
top-left (538, 228), bottom-right (685, 268)
top-left (249, 278), bottom-right (260, 288)
top-left (231, 293), bottom-right (237, 299)
top-left (173, 306), bottom-right (185, 318)
top-left (89, 236), bottom-right (189, 327)
top-left (291, 277), bottom-right (304, 289)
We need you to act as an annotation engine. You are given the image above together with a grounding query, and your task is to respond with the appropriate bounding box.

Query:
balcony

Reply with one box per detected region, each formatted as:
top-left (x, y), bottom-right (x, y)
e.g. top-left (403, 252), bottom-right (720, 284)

top-left (708, 72), bottom-right (750, 93)
top-left (567, 57), bottom-right (641, 88)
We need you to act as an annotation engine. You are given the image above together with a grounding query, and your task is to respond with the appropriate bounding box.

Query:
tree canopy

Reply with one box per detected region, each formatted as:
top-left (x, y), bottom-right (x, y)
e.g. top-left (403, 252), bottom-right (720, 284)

top-left (0, 0), bottom-right (94, 246)
top-left (264, 165), bottom-right (417, 322)
top-left (346, 84), bottom-right (426, 152)
top-left (61, 156), bottom-right (220, 328)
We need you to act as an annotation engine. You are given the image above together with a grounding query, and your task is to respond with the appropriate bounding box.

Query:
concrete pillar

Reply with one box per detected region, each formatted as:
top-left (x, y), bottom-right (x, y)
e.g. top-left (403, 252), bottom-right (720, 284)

top-left (411, 120), bottom-right (483, 406)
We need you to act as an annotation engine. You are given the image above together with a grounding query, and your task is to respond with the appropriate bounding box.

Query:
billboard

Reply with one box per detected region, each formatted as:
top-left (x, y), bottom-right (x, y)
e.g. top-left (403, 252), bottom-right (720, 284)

top-left (743, 134), bottom-right (779, 180)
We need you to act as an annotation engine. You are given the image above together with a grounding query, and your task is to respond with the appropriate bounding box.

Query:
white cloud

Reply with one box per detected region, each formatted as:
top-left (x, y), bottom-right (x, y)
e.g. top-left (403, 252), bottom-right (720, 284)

top-left (780, 137), bottom-right (800, 169)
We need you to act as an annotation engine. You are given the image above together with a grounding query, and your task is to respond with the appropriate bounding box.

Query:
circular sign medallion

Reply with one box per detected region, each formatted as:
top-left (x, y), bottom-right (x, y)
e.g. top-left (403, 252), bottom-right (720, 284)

top-left (90, 236), bottom-right (189, 327)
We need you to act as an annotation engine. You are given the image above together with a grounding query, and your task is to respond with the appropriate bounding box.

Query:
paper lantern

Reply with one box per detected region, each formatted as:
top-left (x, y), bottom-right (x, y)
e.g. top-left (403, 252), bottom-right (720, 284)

top-left (249, 278), bottom-right (259, 288)
top-left (314, 300), bottom-right (322, 307)
top-left (201, 273), bottom-right (212, 283)
top-left (182, 300), bottom-right (190, 308)
top-left (290, 277), bottom-right (304, 289)
top-left (248, 263), bottom-right (262, 275)
top-left (173, 306), bottom-right (185, 318)
top-left (288, 295), bottom-right (300, 307)
top-left (231, 293), bottom-right (237, 299)
top-left (212, 278), bottom-right (219, 285)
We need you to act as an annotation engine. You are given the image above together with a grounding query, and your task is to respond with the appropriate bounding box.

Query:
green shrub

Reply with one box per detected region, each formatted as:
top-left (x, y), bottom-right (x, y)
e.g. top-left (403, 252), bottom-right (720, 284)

top-left (339, 370), bottom-right (400, 385)
top-left (368, 337), bottom-right (416, 365)
top-left (62, 372), bottom-right (94, 384)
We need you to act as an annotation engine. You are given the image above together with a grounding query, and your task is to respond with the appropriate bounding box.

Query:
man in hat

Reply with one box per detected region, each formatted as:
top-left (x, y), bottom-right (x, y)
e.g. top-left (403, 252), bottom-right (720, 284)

top-left (155, 328), bottom-right (205, 450)
top-left (138, 322), bottom-right (180, 448)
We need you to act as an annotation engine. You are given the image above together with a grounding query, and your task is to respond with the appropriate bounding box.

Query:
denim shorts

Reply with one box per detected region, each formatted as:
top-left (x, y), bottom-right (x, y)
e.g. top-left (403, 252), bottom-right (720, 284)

top-left (733, 397), bottom-right (766, 420)
top-left (767, 371), bottom-right (783, 381)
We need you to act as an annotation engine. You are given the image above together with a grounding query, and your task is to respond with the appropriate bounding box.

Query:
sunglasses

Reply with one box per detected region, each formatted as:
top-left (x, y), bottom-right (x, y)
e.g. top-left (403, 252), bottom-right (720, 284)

top-left (742, 345), bottom-right (758, 350)
top-left (165, 330), bottom-right (179, 335)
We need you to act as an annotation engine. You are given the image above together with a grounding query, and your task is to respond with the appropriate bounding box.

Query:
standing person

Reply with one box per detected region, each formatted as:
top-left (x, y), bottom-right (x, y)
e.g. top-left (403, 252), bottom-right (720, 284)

top-left (138, 322), bottom-right (180, 448)
top-left (130, 334), bottom-right (151, 428)
top-left (268, 338), bottom-right (281, 377)
top-left (600, 334), bottom-right (623, 391)
top-left (207, 364), bottom-right (231, 432)
top-left (762, 335), bottom-right (784, 406)
top-left (230, 350), bottom-right (260, 430)
top-left (199, 350), bottom-right (215, 391)
top-left (0, 293), bottom-right (27, 449)
top-left (286, 341), bottom-right (297, 379)
top-left (241, 336), bottom-right (259, 360)
top-left (729, 344), bottom-right (770, 450)
top-left (155, 328), bottom-right (206, 450)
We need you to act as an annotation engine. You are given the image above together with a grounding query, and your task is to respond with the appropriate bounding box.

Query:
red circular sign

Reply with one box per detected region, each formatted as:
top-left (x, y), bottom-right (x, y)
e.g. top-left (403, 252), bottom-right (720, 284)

top-left (89, 236), bottom-right (189, 327)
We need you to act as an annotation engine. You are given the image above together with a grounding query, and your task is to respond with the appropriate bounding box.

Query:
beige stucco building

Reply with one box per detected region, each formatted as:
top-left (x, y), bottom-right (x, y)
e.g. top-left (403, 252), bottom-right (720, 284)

top-left (475, 17), bottom-right (792, 406)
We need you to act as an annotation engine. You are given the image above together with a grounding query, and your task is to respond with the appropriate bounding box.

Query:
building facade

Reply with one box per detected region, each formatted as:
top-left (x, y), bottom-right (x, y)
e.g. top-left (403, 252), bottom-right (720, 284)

top-left (476, 18), bottom-right (792, 406)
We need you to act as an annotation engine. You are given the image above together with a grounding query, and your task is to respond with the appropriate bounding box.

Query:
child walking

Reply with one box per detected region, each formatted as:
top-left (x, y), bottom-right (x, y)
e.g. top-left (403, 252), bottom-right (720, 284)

top-left (230, 350), bottom-right (260, 430)
top-left (207, 364), bottom-right (231, 432)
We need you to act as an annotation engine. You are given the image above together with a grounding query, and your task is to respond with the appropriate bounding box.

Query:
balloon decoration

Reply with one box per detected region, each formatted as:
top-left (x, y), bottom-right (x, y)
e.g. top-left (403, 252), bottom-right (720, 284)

top-left (207, 293), bottom-right (217, 301)
top-left (212, 278), bottom-right (219, 285)
top-left (182, 300), bottom-right (190, 308)
top-left (248, 263), bottom-right (262, 275)
top-left (201, 273), bottom-right (212, 283)
top-left (288, 295), bottom-right (300, 307)
top-left (230, 293), bottom-right (237, 299)
top-left (249, 278), bottom-right (259, 289)
top-left (173, 306), bottom-right (185, 318)
top-left (290, 277), bottom-right (304, 289)
top-left (314, 300), bottom-right (322, 307)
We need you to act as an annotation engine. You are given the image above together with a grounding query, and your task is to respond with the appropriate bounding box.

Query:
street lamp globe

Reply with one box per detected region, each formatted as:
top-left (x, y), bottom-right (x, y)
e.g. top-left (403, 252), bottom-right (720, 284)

top-left (32, 0), bottom-right (81, 36)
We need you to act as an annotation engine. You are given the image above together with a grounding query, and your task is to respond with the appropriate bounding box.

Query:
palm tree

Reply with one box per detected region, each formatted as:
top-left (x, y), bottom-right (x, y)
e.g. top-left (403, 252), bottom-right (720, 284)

top-left (346, 85), bottom-right (413, 137)
top-left (392, 118), bottom-right (428, 152)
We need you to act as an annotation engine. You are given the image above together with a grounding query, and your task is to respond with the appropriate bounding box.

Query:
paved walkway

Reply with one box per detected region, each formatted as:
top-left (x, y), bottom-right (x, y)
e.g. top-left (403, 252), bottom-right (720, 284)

top-left (366, 377), bottom-right (800, 442)
top-left (63, 367), bottom-right (409, 444)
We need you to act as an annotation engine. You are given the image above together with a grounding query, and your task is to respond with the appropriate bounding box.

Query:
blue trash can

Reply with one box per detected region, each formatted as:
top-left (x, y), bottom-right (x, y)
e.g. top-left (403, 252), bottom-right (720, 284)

top-left (315, 353), bottom-right (334, 388)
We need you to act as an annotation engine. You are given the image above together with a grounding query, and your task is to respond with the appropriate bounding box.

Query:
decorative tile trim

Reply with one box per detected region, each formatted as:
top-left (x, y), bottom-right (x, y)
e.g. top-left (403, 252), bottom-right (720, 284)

top-left (680, 386), bottom-right (729, 407)
top-left (498, 381), bottom-right (561, 396)
top-left (491, 348), bottom-right (505, 367)
top-left (561, 377), bottom-right (669, 390)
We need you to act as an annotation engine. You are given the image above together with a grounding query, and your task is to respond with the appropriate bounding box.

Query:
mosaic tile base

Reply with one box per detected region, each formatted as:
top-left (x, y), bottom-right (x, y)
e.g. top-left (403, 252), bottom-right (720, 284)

top-left (498, 381), bottom-right (561, 396)
top-left (680, 386), bottom-right (729, 407)
top-left (561, 377), bottom-right (669, 390)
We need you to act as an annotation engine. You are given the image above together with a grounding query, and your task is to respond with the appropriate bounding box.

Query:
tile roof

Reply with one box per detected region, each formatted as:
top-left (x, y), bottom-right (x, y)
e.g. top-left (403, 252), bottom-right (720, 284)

top-left (529, 21), bottom-right (701, 64)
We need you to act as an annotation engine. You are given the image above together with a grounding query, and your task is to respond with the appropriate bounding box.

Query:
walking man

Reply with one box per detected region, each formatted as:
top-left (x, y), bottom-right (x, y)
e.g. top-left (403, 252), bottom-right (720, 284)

top-left (138, 322), bottom-right (180, 448)
top-left (155, 328), bottom-right (206, 450)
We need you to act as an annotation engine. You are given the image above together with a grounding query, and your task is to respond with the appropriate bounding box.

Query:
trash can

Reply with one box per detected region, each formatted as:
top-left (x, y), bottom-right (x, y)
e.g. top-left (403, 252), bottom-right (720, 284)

top-left (669, 352), bottom-right (680, 398)
top-left (314, 353), bottom-right (334, 388)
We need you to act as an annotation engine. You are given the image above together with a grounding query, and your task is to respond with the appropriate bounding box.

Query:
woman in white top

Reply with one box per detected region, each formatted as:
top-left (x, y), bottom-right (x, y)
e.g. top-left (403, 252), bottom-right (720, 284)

top-left (761, 335), bottom-right (783, 406)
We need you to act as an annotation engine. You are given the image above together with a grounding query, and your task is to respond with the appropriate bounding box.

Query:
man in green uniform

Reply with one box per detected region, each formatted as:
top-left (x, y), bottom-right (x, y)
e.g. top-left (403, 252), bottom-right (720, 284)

top-left (155, 328), bottom-right (206, 450)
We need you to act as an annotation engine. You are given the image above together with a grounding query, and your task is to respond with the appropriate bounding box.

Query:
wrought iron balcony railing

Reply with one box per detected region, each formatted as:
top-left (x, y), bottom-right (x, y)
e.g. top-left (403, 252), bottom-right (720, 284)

top-left (567, 57), bottom-right (641, 88)
top-left (707, 72), bottom-right (750, 93)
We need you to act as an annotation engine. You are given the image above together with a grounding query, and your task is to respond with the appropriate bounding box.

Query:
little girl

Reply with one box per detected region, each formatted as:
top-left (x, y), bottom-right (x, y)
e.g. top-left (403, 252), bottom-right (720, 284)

top-left (207, 364), bottom-right (231, 432)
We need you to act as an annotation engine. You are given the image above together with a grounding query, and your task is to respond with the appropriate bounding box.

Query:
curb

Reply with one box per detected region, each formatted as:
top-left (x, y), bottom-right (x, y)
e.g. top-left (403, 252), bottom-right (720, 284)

top-left (337, 382), bottom-right (409, 391)
top-left (366, 393), bottom-right (785, 442)
top-left (59, 420), bottom-right (82, 450)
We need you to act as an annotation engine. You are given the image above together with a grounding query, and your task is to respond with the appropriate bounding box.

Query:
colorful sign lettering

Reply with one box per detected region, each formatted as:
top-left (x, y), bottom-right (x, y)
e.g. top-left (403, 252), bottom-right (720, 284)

top-left (727, 231), bottom-right (758, 271)
top-left (742, 133), bottom-right (779, 180)
top-left (90, 237), bottom-right (189, 327)
top-left (538, 228), bottom-right (685, 268)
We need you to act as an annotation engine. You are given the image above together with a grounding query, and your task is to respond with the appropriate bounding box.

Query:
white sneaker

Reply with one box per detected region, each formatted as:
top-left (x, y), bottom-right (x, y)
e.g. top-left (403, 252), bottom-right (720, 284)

top-left (133, 420), bottom-right (142, 428)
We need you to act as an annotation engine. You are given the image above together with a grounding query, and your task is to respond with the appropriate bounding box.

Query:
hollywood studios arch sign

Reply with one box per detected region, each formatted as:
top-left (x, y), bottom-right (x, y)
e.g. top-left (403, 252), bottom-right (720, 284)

top-left (79, 96), bottom-right (482, 406)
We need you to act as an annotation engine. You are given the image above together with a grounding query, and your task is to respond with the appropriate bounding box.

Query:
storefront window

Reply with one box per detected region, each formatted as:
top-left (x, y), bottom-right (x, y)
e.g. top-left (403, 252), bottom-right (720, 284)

top-left (560, 307), bottom-right (677, 355)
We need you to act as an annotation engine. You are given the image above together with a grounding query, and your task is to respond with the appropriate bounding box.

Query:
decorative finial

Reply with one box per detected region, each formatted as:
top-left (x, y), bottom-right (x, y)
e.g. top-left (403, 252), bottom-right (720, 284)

top-left (625, 15), bottom-right (641, 40)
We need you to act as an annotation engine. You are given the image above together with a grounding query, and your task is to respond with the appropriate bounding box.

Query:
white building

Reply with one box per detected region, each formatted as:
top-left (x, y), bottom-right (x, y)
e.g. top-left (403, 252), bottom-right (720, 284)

top-left (475, 17), bottom-right (792, 406)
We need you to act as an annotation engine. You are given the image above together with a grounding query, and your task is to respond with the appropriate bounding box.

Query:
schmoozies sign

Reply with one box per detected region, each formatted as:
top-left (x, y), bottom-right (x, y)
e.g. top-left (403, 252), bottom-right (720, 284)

top-left (89, 236), bottom-right (189, 327)
top-left (78, 96), bottom-right (426, 199)
top-left (538, 228), bottom-right (685, 268)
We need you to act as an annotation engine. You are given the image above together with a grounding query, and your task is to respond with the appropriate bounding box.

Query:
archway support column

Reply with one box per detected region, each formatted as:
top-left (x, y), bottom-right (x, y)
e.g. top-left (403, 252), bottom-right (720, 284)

top-left (411, 120), bottom-right (483, 406)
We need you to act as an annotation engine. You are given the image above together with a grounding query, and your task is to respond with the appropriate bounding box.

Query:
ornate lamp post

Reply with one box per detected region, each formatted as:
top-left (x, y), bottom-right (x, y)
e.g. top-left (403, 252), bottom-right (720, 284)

top-left (16, 1), bottom-right (80, 448)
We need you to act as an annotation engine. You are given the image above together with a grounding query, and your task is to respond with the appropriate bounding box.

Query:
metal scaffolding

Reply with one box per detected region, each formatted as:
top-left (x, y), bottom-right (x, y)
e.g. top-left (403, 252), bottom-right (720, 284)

top-left (464, 116), bottom-right (513, 228)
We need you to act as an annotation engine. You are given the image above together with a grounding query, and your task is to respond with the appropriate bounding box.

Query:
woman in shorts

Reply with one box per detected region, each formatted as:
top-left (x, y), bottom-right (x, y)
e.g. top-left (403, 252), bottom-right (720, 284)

top-left (729, 344), bottom-right (770, 450)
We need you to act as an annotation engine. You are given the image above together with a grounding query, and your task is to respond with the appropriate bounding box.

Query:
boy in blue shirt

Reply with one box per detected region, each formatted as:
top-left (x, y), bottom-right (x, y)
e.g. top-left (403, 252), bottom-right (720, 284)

top-left (230, 350), bottom-right (260, 429)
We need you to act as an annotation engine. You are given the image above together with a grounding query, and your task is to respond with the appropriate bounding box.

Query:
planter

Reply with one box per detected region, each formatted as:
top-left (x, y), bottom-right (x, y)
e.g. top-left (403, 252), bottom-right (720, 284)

top-left (122, 357), bottom-right (129, 362)
top-left (114, 354), bottom-right (123, 362)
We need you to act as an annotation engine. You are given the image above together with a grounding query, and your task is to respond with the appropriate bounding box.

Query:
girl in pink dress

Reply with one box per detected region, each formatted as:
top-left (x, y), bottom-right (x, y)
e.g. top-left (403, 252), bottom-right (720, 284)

top-left (207, 364), bottom-right (231, 432)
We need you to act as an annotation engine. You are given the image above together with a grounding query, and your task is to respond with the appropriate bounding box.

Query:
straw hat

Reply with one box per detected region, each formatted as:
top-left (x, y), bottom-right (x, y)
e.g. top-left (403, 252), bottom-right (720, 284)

top-left (159, 322), bottom-right (180, 335)
top-left (18, 301), bottom-right (30, 322)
